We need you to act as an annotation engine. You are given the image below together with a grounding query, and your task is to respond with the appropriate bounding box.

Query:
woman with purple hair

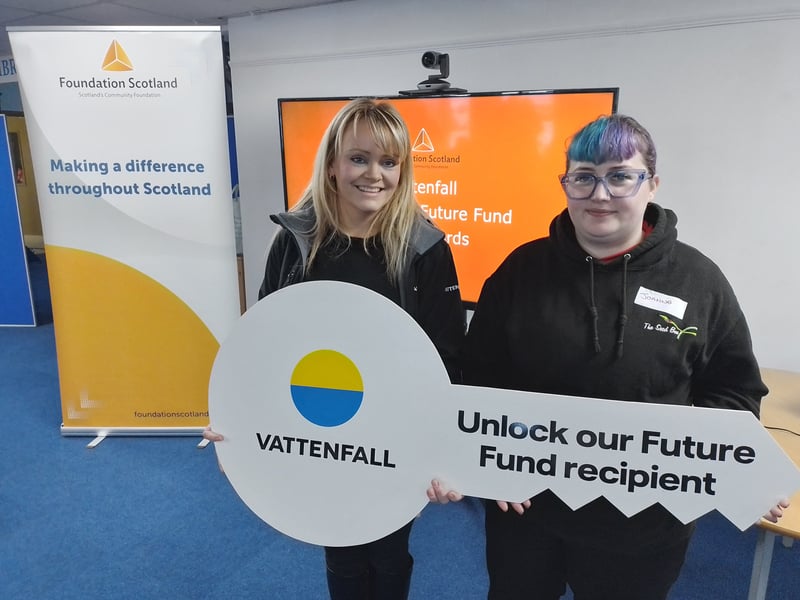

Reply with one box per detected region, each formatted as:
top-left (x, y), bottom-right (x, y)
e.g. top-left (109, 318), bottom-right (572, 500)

top-left (462, 114), bottom-right (786, 599)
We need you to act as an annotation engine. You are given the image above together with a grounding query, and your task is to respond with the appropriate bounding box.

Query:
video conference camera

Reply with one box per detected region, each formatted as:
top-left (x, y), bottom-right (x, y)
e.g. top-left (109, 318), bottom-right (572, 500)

top-left (399, 50), bottom-right (467, 96)
top-left (421, 51), bottom-right (449, 77)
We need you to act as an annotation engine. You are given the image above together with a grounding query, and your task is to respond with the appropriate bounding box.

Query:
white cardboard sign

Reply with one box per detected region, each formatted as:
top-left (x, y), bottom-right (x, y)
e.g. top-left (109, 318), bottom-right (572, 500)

top-left (208, 281), bottom-right (800, 546)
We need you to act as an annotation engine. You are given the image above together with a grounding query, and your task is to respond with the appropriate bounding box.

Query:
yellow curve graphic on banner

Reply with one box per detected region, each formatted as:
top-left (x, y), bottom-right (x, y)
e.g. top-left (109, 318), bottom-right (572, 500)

top-left (102, 40), bottom-right (133, 71)
top-left (47, 246), bottom-right (218, 428)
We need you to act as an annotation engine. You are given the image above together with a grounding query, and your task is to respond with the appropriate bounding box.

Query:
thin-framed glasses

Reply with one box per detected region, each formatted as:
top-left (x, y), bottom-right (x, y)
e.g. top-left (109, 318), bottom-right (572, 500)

top-left (559, 169), bottom-right (652, 199)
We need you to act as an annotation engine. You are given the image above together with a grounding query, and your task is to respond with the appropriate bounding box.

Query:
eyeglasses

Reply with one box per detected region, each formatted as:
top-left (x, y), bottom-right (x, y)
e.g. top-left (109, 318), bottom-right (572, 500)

top-left (559, 169), bottom-right (652, 199)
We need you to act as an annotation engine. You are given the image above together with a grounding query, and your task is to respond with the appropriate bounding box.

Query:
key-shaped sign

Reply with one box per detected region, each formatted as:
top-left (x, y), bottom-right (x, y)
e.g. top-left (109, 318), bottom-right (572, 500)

top-left (209, 281), bottom-right (800, 547)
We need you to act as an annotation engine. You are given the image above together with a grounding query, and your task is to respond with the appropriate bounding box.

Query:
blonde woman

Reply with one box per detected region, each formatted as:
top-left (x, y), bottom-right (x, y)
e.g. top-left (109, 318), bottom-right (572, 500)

top-left (207, 98), bottom-right (465, 599)
top-left (260, 97), bottom-right (463, 380)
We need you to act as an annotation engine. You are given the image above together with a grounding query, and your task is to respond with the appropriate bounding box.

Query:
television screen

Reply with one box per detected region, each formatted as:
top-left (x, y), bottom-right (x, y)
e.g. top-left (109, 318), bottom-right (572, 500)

top-left (278, 88), bottom-right (618, 306)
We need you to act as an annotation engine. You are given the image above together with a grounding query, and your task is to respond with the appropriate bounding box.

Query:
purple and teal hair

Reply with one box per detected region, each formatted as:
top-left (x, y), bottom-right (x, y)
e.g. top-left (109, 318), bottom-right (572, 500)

top-left (566, 114), bottom-right (657, 175)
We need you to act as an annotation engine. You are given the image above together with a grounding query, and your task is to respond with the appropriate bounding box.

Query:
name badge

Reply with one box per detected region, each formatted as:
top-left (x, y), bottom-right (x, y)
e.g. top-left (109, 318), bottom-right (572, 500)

top-left (634, 286), bottom-right (687, 320)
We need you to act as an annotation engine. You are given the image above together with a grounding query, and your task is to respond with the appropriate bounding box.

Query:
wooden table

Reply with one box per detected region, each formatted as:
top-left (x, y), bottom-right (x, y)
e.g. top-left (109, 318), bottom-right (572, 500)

top-left (747, 369), bottom-right (800, 600)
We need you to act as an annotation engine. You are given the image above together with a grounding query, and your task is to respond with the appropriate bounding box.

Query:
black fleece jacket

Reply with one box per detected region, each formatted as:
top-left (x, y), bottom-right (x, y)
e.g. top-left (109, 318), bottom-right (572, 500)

top-left (259, 207), bottom-right (465, 382)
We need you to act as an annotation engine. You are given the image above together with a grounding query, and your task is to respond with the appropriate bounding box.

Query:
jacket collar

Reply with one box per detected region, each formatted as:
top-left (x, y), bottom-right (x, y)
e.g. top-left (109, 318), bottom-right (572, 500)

top-left (271, 207), bottom-right (444, 260)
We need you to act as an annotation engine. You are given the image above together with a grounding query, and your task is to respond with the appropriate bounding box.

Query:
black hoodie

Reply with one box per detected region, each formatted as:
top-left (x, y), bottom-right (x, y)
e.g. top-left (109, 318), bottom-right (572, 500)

top-left (463, 202), bottom-right (767, 549)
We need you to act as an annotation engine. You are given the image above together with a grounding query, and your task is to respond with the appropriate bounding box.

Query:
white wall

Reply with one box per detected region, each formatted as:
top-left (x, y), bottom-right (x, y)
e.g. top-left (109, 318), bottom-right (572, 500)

top-left (227, 0), bottom-right (800, 371)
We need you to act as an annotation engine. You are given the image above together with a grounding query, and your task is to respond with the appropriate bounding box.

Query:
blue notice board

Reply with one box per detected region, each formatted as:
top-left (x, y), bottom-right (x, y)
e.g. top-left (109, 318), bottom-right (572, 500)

top-left (0, 114), bottom-right (35, 326)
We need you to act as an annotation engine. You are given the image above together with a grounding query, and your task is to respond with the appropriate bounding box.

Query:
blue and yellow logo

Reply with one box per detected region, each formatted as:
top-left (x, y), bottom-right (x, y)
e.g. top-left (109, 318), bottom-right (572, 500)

top-left (290, 350), bottom-right (364, 427)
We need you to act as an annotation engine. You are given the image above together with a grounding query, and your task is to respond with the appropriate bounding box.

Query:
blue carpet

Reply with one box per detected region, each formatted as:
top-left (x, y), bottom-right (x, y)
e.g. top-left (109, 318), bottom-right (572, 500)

top-left (2, 254), bottom-right (798, 599)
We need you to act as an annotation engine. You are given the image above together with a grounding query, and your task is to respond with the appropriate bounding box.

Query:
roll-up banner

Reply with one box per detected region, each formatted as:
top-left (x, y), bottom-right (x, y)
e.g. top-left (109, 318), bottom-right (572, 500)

top-left (0, 113), bottom-right (36, 327)
top-left (8, 26), bottom-right (240, 436)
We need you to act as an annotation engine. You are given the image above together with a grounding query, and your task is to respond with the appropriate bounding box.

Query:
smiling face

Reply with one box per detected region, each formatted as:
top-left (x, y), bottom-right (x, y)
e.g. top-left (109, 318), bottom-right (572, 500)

top-left (328, 123), bottom-right (401, 237)
top-left (566, 151), bottom-right (659, 258)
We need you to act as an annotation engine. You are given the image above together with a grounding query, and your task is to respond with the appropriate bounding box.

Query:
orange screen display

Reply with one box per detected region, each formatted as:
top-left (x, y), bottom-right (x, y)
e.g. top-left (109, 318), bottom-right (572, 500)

top-left (278, 89), bottom-right (618, 305)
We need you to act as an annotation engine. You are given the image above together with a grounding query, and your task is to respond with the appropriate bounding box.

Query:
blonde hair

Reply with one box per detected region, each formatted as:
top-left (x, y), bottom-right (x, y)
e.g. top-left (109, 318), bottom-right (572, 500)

top-left (292, 97), bottom-right (422, 284)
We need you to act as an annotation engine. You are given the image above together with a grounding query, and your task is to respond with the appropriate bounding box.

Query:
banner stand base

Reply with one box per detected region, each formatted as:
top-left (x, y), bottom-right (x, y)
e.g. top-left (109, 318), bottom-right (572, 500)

top-left (61, 425), bottom-right (206, 448)
top-left (87, 434), bottom-right (106, 449)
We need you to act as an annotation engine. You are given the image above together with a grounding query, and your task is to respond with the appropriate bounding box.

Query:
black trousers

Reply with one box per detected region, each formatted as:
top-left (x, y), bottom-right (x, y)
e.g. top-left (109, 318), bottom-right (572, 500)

top-left (485, 501), bottom-right (692, 600)
top-left (325, 521), bottom-right (414, 577)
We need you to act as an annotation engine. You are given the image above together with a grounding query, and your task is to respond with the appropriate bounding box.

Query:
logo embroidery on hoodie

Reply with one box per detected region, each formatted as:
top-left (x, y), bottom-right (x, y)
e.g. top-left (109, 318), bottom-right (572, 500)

top-left (643, 315), bottom-right (698, 339)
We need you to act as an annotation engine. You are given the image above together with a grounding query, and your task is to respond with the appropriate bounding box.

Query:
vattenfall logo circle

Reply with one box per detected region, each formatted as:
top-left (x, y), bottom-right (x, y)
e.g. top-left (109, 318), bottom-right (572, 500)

top-left (290, 350), bottom-right (364, 427)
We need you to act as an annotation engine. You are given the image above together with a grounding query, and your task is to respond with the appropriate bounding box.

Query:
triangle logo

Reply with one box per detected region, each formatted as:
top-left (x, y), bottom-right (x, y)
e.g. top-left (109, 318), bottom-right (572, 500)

top-left (102, 40), bottom-right (133, 72)
top-left (412, 128), bottom-right (434, 153)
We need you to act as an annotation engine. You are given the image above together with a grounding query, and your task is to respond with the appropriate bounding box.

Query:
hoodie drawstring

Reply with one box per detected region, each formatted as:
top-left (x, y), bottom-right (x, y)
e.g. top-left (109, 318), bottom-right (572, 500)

top-left (616, 254), bottom-right (631, 358)
top-left (586, 256), bottom-right (601, 353)
top-left (586, 253), bottom-right (631, 358)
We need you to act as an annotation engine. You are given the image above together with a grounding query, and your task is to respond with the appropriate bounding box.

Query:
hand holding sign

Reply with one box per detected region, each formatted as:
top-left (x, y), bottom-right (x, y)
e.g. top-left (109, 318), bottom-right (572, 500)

top-left (208, 281), bottom-right (800, 546)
